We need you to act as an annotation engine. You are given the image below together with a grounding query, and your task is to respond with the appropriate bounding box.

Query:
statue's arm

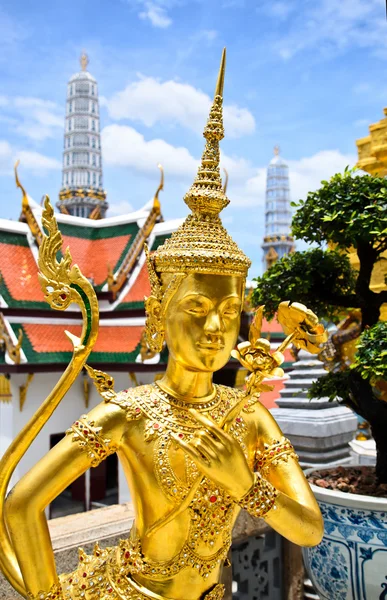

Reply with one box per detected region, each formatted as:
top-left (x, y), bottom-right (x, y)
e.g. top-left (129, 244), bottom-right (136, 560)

top-left (4, 400), bottom-right (126, 598)
top-left (254, 403), bottom-right (324, 547)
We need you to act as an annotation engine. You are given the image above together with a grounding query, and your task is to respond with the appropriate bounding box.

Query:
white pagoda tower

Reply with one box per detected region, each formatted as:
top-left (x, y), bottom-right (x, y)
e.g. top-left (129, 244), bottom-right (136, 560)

top-left (57, 53), bottom-right (108, 219)
top-left (261, 146), bottom-right (294, 270)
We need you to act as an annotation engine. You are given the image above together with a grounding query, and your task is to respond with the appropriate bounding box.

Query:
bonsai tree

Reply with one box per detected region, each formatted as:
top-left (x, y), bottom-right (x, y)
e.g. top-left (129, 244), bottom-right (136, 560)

top-left (252, 169), bottom-right (387, 483)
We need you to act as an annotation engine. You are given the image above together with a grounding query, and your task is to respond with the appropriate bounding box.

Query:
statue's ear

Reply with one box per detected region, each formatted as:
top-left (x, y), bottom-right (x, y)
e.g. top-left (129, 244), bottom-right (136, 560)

top-left (144, 295), bottom-right (165, 354)
top-left (145, 295), bottom-right (162, 319)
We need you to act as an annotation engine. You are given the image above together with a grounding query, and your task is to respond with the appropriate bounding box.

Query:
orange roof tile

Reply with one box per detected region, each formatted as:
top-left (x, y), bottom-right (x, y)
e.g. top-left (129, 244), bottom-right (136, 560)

top-left (0, 243), bottom-right (43, 302)
top-left (23, 323), bottom-right (143, 354)
top-left (121, 262), bottom-right (151, 304)
top-left (61, 234), bottom-right (132, 286)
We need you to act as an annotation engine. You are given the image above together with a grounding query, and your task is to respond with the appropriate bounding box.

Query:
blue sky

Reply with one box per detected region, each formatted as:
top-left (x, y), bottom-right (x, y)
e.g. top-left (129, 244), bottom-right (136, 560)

top-left (0, 0), bottom-right (386, 277)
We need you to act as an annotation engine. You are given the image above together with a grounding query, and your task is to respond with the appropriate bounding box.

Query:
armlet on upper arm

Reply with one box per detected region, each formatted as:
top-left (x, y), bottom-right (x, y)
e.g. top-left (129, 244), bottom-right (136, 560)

top-left (66, 415), bottom-right (118, 467)
top-left (255, 437), bottom-right (299, 476)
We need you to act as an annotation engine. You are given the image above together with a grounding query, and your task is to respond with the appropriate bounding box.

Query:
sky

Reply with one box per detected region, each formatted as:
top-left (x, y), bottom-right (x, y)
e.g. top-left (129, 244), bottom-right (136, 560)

top-left (0, 0), bottom-right (386, 277)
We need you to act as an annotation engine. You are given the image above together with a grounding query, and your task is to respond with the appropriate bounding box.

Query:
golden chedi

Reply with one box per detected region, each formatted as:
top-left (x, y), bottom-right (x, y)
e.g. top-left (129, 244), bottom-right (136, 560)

top-left (0, 50), bottom-right (324, 600)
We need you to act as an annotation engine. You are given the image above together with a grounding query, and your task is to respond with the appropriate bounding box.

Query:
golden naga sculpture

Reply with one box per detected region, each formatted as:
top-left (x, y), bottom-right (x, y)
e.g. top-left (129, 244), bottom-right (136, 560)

top-left (0, 49), bottom-right (326, 600)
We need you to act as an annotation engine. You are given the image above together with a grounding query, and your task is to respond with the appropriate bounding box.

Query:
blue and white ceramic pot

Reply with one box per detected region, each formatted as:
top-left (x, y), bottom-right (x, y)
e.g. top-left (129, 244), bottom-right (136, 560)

top-left (303, 469), bottom-right (387, 600)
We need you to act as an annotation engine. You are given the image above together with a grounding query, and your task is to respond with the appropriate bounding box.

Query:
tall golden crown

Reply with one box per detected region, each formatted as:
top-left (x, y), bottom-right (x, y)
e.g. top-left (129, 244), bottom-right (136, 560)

top-left (151, 49), bottom-right (251, 281)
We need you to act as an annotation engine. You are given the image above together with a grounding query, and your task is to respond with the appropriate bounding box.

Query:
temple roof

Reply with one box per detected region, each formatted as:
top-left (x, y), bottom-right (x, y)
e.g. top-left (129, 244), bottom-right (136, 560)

top-left (0, 197), bottom-right (180, 370)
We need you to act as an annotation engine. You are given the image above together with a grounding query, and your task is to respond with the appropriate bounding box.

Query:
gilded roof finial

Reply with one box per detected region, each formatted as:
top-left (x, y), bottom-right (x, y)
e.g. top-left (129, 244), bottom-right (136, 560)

top-left (153, 164), bottom-right (164, 212)
top-left (183, 48), bottom-right (229, 217)
top-left (80, 52), bottom-right (89, 71)
top-left (274, 145), bottom-right (280, 156)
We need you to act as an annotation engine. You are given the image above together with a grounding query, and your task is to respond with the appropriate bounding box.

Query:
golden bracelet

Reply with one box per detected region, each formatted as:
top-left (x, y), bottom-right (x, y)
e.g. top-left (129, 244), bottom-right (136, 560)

top-left (66, 415), bottom-right (117, 467)
top-left (255, 436), bottom-right (298, 476)
top-left (238, 472), bottom-right (278, 518)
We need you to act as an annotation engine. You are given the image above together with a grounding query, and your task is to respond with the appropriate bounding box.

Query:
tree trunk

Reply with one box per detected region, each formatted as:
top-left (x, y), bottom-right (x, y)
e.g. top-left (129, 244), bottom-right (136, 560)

top-left (348, 371), bottom-right (387, 484)
top-left (360, 302), bottom-right (383, 329)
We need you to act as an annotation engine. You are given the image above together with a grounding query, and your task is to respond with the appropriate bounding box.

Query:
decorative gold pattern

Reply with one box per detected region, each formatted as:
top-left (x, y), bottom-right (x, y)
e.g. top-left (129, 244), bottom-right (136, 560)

top-left (238, 472), bottom-right (278, 519)
top-left (0, 312), bottom-right (23, 364)
top-left (0, 374), bottom-right (11, 403)
top-left (19, 373), bottom-right (34, 411)
top-left (356, 107), bottom-right (387, 176)
top-left (66, 416), bottom-right (117, 467)
top-left (139, 329), bottom-right (157, 362)
top-left (255, 437), bottom-right (298, 476)
top-left (60, 541), bottom-right (225, 599)
top-left (27, 581), bottom-right (63, 600)
top-left (85, 365), bottom-right (116, 403)
top-left (15, 161), bottom-right (44, 247)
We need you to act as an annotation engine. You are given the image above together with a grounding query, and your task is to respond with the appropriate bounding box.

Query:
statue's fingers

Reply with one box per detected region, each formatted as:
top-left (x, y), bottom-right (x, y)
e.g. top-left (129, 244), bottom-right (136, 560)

top-left (189, 409), bottom-right (231, 445)
top-left (171, 433), bottom-right (209, 465)
top-left (197, 431), bottom-right (220, 456)
top-left (192, 438), bottom-right (216, 463)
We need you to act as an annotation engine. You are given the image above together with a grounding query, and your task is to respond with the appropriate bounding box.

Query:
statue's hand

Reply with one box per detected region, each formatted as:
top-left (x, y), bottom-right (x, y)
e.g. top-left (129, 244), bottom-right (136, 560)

top-left (172, 409), bottom-right (254, 500)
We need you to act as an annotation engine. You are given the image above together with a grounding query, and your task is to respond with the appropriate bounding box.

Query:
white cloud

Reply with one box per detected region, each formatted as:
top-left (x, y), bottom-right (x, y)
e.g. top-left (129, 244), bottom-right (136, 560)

top-left (139, 2), bottom-right (172, 28)
top-left (17, 151), bottom-right (61, 173)
top-left (109, 200), bottom-right (135, 216)
top-left (0, 139), bottom-right (61, 176)
top-left (227, 149), bottom-right (357, 208)
top-left (271, 0), bottom-right (387, 60)
top-left (288, 149), bottom-right (356, 203)
top-left (102, 124), bottom-right (197, 177)
top-left (102, 123), bottom-right (255, 182)
top-left (104, 76), bottom-right (255, 139)
top-left (0, 95), bottom-right (63, 141)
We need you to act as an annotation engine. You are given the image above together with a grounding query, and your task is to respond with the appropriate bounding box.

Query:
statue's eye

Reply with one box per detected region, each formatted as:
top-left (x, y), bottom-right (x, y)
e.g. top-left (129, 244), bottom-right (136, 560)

top-left (186, 305), bottom-right (208, 316)
top-left (223, 305), bottom-right (240, 317)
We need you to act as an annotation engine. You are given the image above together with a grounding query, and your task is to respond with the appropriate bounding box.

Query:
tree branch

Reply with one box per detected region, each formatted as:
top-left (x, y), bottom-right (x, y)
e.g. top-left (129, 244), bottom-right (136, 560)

top-left (377, 291), bottom-right (387, 305)
top-left (326, 294), bottom-right (360, 308)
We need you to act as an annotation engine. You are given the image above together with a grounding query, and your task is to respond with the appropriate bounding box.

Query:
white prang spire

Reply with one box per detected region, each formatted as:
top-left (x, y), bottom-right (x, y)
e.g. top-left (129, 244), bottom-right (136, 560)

top-left (261, 146), bottom-right (294, 270)
top-left (57, 53), bottom-right (108, 218)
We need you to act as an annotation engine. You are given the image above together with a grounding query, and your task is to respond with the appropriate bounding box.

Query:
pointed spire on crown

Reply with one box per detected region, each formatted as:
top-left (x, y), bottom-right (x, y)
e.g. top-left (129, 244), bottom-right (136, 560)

top-left (183, 48), bottom-right (229, 217)
top-left (151, 48), bottom-right (251, 278)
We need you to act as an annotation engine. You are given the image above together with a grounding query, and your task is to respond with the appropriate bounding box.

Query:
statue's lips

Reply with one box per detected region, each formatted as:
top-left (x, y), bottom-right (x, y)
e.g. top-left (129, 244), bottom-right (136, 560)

top-left (196, 342), bottom-right (225, 351)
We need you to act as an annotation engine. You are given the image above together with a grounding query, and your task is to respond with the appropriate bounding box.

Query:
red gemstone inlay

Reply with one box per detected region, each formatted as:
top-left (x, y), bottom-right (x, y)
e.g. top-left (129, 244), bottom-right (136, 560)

top-left (125, 551), bottom-right (130, 559)
top-left (178, 433), bottom-right (184, 439)
top-left (209, 495), bottom-right (217, 503)
top-left (83, 572), bottom-right (87, 577)
top-left (236, 417), bottom-right (242, 423)
top-left (60, 293), bottom-right (67, 300)
top-left (153, 423), bottom-right (160, 429)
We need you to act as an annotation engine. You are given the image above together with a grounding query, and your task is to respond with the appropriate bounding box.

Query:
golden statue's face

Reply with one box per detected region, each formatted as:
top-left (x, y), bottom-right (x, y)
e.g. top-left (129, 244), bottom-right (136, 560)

top-left (164, 273), bottom-right (244, 372)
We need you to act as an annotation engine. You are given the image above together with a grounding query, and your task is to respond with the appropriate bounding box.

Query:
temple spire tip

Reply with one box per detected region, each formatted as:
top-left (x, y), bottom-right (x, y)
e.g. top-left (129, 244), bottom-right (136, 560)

top-left (214, 48), bottom-right (226, 98)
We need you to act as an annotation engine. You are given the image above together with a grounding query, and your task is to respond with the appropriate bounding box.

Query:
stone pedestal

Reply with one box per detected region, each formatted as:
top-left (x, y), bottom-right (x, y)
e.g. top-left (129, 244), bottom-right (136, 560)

top-left (271, 350), bottom-right (358, 468)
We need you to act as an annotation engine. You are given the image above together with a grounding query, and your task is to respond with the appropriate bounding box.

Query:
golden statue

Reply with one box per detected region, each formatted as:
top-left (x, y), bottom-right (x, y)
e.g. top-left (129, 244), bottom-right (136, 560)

top-left (0, 50), bottom-right (325, 600)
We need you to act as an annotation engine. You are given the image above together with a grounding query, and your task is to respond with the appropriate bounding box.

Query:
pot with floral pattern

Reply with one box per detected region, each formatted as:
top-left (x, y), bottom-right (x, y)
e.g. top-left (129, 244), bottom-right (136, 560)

top-left (303, 468), bottom-right (387, 600)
